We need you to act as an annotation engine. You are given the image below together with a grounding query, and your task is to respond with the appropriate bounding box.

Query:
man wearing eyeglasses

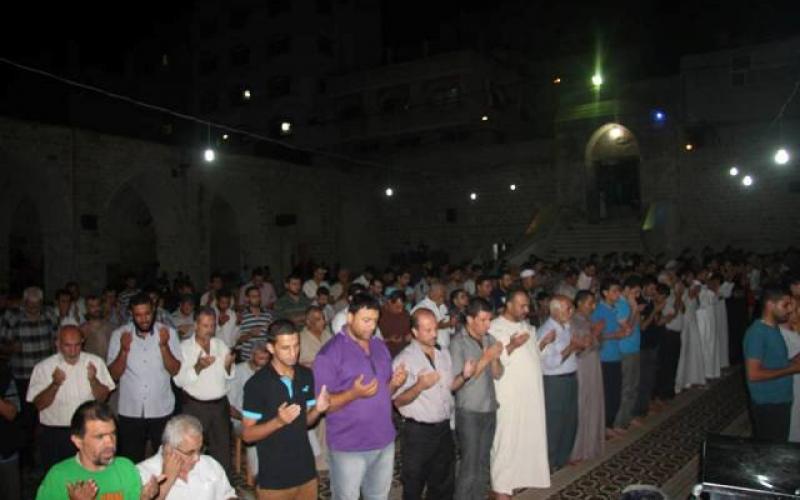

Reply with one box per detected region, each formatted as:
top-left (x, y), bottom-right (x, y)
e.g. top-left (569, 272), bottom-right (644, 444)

top-left (137, 414), bottom-right (236, 499)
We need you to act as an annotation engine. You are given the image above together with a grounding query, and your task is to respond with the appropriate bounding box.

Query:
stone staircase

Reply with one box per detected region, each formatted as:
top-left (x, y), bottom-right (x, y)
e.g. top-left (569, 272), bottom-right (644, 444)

top-left (539, 217), bottom-right (645, 261)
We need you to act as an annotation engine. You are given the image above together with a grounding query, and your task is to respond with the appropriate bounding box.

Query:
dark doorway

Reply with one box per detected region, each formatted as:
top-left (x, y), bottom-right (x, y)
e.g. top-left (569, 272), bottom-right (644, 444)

top-left (596, 158), bottom-right (641, 211)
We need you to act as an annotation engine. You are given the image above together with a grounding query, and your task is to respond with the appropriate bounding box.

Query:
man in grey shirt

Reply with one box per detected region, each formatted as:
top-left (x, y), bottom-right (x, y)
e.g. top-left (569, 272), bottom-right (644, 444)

top-left (450, 298), bottom-right (504, 500)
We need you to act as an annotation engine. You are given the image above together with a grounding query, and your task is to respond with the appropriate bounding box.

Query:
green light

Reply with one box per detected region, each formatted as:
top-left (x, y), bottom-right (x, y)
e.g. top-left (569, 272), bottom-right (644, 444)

top-left (592, 73), bottom-right (603, 87)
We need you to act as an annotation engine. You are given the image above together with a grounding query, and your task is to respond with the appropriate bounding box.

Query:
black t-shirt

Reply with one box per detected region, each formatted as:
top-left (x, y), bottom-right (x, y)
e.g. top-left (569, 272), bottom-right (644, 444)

top-left (243, 364), bottom-right (317, 489)
top-left (640, 298), bottom-right (663, 349)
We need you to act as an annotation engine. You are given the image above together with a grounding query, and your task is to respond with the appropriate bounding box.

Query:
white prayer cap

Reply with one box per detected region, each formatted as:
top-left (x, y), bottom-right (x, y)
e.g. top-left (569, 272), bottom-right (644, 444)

top-left (520, 269), bottom-right (536, 279)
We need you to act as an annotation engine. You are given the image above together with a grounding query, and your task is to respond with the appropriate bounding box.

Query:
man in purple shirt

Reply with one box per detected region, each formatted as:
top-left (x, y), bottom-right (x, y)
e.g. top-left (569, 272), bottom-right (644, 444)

top-left (313, 294), bottom-right (407, 500)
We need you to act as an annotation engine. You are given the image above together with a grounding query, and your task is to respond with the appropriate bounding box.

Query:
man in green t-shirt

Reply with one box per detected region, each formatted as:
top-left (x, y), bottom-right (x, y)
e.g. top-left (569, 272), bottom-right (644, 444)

top-left (37, 400), bottom-right (160, 500)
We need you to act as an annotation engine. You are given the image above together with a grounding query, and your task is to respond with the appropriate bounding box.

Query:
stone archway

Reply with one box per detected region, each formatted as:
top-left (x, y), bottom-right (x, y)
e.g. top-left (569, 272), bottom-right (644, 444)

top-left (102, 184), bottom-right (158, 288)
top-left (209, 195), bottom-right (241, 283)
top-left (585, 123), bottom-right (642, 221)
top-left (8, 197), bottom-right (44, 294)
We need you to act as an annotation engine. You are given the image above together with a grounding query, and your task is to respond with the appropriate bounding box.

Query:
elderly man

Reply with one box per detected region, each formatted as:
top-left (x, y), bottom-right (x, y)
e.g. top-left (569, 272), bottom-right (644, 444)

top-left (411, 283), bottom-right (453, 348)
top-left (173, 307), bottom-right (235, 474)
top-left (490, 289), bottom-right (550, 498)
top-left (537, 296), bottom-right (585, 470)
top-left (107, 293), bottom-right (182, 463)
top-left (36, 400), bottom-right (158, 500)
top-left (27, 325), bottom-right (114, 469)
top-left (138, 414), bottom-right (236, 499)
top-left (393, 308), bottom-right (461, 500)
top-left (299, 306), bottom-right (333, 368)
top-left (80, 295), bottom-right (115, 361)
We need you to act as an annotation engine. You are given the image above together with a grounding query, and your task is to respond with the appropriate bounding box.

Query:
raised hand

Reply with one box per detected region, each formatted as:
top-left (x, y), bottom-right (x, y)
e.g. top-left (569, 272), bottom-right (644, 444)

top-left (194, 353), bottom-right (215, 374)
top-left (67, 480), bottom-right (98, 500)
top-left (316, 385), bottom-right (330, 413)
top-left (277, 402), bottom-right (302, 425)
top-left (87, 362), bottom-right (97, 381)
top-left (352, 374), bottom-right (379, 398)
top-left (121, 330), bottom-right (133, 352)
top-left (462, 359), bottom-right (477, 379)
top-left (415, 370), bottom-right (440, 390)
top-left (540, 329), bottom-right (557, 347)
top-left (141, 474), bottom-right (165, 500)
top-left (219, 313), bottom-right (230, 326)
top-left (390, 363), bottom-right (408, 389)
top-left (510, 331), bottom-right (530, 349)
top-left (52, 367), bottom-right (66, 386)
top-left (162, 448), bottom-right (183, 481)
top-left (481, 341), bottom-right (503, 361)
top-left (158, 327), bottom-right (170, 346)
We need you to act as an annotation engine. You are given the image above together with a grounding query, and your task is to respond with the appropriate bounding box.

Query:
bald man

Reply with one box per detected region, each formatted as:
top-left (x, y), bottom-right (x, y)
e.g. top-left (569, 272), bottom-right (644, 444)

top-left (393, 308), bottom-right (458, 500)
top-left (26, 325), bottom-right (115, 470)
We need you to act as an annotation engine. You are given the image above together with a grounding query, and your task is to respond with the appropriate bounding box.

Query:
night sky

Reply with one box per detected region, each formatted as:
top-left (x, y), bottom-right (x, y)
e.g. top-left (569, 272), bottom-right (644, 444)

top-left (3, 0), bottom-right (800, 75)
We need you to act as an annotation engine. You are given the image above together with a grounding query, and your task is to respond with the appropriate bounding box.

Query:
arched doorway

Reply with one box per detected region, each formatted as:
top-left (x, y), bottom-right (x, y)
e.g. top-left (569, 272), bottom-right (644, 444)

top-left (103, 185), bottom-right (158, 288)
top-left (8, 197), bottom-right (44, 293)
top-left (209, 195), bottom-right (241, 283)
top-left (585, 123), bottom-right (641, 220)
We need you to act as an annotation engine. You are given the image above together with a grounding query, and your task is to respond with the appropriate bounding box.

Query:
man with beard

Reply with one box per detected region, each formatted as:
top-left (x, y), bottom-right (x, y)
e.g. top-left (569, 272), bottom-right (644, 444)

top-left (275, 274), bottom-right (312, 328)
top-left (80, 295), bottom-right (115, 361)
top-left (743, 287), bottom-right (800, 442)
top-left (36, 400), bottom-right (160, 499)
top-left (107, 293), bottom-right (182, 463)
top-left (490, 289), bottom-right (551, 497)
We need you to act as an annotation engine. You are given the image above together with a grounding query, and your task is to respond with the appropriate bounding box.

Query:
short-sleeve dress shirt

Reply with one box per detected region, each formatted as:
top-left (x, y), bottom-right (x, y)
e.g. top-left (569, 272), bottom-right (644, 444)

top-left (26, 352), bottom-right (115, 426)
top-left (392, 340), bottom-right (454, 423)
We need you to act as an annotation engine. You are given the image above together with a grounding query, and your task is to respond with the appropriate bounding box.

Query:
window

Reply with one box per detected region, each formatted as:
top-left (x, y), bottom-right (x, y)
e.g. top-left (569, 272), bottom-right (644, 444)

top-left (266, 35), bottom-right (292, 60)
top-left (267, 76), bottom-right (292, 98)
top-left (198, 53), bottom-right (218, 75)
top-left (317, 36), bottom-right (333, 56)
top-left (267, 0), bottom-right (291, 17)
top-left (230, 44), bottom-right (251, 67)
